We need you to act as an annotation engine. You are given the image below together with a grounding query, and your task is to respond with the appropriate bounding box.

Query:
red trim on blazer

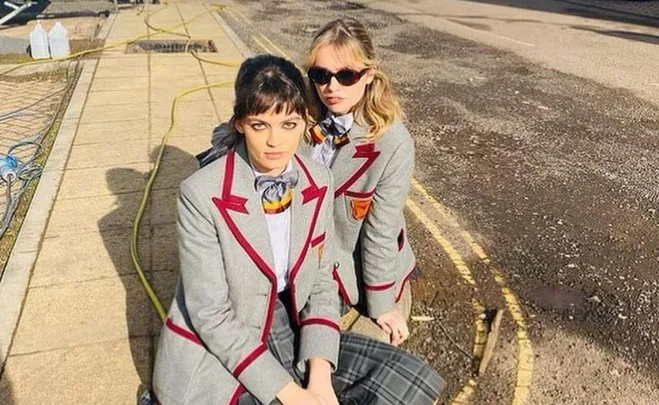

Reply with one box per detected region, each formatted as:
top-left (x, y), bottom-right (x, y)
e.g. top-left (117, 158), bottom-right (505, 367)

top-left (334, 143), bottom-right (380, 199)
top-left (345, 189), bottom-right (376, 199)
top-left (310, 232), bottom-right (326, 248)
top-left (288, 155), bottom-right (328, 326)
top-left (332, 266), bottom-right (352, 305)
top-left (364, 281), bottom-right (396, 291)
top-left (228, 386), bottom-right (245, 405)
top-left (211, 150), bottom-right (278, 343)
top-left (300, 317), bottom-right (340, 332)
top-left (395, 263), bottom-right (417, 303)
top-left (233, 343), bottom-right (267, 377)
top-left (165, 318), bottom-right (203, 346)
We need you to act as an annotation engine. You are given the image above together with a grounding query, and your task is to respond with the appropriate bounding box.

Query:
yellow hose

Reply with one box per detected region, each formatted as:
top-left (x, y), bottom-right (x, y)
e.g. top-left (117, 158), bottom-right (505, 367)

top-left (131, 80), bottom-right (233, 322)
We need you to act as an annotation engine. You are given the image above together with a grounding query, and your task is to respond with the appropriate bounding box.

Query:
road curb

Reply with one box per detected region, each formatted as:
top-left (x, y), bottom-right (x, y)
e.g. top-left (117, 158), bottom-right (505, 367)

top-left (205, 1), bottom-right (255, 58)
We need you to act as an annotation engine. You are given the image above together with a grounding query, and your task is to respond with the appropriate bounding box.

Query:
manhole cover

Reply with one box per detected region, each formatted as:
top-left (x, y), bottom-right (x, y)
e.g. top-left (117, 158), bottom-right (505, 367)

top-left (126, 39), bottom-right (218, 54)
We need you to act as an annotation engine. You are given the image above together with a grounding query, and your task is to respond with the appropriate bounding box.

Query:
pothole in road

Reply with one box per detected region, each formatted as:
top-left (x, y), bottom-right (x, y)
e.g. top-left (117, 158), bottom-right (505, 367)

top-left (529, 285), bottom-right (588, 310)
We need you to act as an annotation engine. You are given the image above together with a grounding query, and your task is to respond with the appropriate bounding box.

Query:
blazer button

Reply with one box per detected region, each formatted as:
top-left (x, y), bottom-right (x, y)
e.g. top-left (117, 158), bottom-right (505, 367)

top-left (334, 262), bottom-right (340, 269)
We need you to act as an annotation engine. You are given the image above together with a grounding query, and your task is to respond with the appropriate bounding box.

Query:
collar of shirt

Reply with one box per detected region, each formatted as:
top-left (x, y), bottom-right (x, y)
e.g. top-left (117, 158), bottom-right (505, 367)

top-left (250, 159), bottom-right (294, 195)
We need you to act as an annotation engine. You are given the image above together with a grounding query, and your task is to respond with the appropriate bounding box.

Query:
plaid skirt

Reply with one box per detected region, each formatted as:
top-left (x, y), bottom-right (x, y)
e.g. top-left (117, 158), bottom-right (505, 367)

top-left (238, 295), bottom-right (445, 405)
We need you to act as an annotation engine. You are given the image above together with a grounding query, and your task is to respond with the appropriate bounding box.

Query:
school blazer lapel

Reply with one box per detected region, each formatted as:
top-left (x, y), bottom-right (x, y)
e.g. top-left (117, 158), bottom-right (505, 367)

top-left (211, 143), bottom-right (277, 286)
top-left (331, 121), bottom-right (381, 198)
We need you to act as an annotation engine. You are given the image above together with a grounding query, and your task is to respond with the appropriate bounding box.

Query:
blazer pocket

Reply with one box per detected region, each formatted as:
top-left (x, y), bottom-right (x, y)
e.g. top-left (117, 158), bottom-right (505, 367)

top-left (345, 190), bottom-right (375, 222)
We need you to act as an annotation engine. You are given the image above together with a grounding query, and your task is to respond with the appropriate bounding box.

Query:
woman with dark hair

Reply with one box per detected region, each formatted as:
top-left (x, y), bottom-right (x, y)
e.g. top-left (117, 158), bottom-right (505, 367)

top-left (155, 54), bottom-right (444, 405)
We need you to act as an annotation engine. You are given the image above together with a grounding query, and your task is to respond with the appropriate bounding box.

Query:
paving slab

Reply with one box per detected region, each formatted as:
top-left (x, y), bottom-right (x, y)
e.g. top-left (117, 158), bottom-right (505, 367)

top-left (84, 88), bottom-right (150, 107)
top-left (149, 188), bottom-right (179, 226)
top-left (47, 191), bottom-right (146, 235)
top-left (59, 163), bottom-right (150, 199)
top-left (66, 139), bottom-right (150, 169)
top-left (150, 136), bottom-right (209, 189)
top-left (80, 104), bottom-right (150, 124)
top-left (0, 338), bottom-right (150, 405)
top-left (10, 276), bottom-right (149, 355)
top-left (90, 76), bottom-right (150, 93)
top-left (74, 120), bottom-right (150, 145)
top-left (30, 228), bottom-right (151, 288)
top-left (151, 224), bottom-right (177, 272)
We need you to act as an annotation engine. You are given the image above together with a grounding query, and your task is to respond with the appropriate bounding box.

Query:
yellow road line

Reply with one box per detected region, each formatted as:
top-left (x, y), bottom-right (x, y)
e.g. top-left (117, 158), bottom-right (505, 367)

top-left (230, 7), bottom-right (253, 26)
top-left (406, 199), bottom-right (486, 405)
top-left (406, 199), bottom-right (477, 286)
top-left (451, 377), bottom-right (478, 405)
top-left (251, 35), bottom-right (274, 54)
top-left (259, 33), bottom-right (292, 59)
top-left (411, 179), bottom-right (534, 405)
top-left (222, 7), bottom-right (242, 23)
top-left (472, 299), bottom-right (487, 359)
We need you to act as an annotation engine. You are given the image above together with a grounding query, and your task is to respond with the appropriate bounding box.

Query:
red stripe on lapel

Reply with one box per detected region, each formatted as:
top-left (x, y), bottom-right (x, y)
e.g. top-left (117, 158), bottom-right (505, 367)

top-left (310, 232), bottom-right (326, 248)
top-left (289, 155), bottom-right (328, 325)
top-left (335, 143), bottom-right (380, 199)
top-left (233, 343), bottom-right (267, 377)
top-left (166, 318), bottom-right (202, 346)
top-left (300, 317), bottom-right (340, 332)
top-left (211, 150), bottom-right (278, 343)
top-left (332, 266), bottom-right (352, 305)
top-left (364, 281), bottom-right (396, 291)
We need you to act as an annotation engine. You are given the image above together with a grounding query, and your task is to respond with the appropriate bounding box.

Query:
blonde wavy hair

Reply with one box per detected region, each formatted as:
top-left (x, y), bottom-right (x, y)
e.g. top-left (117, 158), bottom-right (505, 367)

top-left (305, 18), bottom-right (404, 142)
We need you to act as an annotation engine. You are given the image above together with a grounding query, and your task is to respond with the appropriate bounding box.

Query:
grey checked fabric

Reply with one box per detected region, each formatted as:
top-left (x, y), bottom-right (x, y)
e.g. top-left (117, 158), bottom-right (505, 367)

top-left (238, 298), bottom-right (445, 405)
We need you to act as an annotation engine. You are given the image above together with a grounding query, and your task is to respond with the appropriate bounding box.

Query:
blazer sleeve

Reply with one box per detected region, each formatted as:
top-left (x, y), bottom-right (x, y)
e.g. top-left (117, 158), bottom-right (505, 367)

top-left (177, 182), bottom-right (293, 404)
top-left (360, 135), bottom-right (415, 318)
top-left (297, 170), bottom-right (341, 372)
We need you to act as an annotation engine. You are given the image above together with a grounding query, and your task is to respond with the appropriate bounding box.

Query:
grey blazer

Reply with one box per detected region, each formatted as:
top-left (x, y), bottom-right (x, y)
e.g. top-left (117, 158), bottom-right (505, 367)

top-left (300, 119), bottom-right (416, 319)
top-left (153, 142), bottom-right (340, 405)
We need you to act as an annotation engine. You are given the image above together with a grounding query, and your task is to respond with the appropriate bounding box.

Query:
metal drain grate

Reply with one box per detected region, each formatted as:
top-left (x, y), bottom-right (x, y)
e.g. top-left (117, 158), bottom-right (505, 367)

top-left (126, 39), bottom-right (218, 54)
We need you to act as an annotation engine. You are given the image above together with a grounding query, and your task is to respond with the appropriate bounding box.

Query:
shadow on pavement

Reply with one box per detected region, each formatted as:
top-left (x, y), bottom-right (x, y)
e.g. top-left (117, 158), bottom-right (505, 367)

top-left (98, 144), bottom-right (199, 402)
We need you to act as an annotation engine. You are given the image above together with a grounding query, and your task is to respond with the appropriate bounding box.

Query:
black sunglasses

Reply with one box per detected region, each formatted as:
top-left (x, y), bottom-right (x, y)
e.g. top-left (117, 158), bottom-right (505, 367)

top-left (307, 67), bottom-right (370, 86)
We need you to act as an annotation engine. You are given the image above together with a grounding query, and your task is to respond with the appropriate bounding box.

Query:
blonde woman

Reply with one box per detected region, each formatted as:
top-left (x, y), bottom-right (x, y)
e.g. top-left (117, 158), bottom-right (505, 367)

top-left (302, 18), bottom-right (419, 346)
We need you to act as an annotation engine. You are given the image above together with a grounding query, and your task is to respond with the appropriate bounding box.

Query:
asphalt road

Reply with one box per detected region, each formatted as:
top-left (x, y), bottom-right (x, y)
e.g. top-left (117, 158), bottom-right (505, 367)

top-left (215, 1), bottom-right (659, 403)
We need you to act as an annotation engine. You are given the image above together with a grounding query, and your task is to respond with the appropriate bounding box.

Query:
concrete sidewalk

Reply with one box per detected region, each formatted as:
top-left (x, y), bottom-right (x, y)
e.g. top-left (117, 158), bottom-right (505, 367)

top-left (0, 1), bottom-right (245, 403)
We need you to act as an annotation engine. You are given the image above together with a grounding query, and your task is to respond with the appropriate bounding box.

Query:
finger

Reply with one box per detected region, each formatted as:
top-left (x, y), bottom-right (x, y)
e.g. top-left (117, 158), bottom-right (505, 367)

top-left (393, 328), bottom-right (404, 346)
top-left (377, 319), bottom-right (393, 335)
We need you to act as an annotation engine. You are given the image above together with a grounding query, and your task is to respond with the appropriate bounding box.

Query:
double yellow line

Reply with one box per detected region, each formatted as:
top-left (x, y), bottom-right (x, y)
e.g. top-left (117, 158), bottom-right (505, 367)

top-left (409, 179), bottom-right (534, 405)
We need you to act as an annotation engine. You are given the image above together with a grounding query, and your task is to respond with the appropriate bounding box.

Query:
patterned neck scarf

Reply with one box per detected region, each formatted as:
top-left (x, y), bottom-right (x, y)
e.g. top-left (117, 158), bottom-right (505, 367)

top-left (311, 112), bottom-right (354, 149)
top-left (254, 168), bottom-right (299, 215)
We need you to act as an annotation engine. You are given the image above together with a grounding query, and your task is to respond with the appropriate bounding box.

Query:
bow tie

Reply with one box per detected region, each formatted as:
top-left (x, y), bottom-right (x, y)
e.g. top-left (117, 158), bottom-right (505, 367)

top-left (311, 113), bottom-right (354, 149)
top-left (255, 169), bottom-right (299, 215)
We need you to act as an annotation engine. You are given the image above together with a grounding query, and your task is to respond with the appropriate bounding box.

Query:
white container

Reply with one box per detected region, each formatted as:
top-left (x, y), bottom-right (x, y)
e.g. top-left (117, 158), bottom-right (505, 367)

top-left (29, 22), bottom-right (50, 60)
top-left (48, 22), bottom-right (70, 59)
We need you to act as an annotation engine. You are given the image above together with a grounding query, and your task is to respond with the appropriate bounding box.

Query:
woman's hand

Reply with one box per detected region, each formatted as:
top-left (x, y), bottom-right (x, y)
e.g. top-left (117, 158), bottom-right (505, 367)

top-left (307, 358), bottom-right (339, 405)
top-left (277, 381), bottom-right (325, 405)
top-left (376, 310), bottom-right (409, 346)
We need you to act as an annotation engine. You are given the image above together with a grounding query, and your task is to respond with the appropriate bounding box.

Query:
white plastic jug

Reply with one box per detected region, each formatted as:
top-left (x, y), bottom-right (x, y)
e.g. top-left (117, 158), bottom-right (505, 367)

top-left (48, 22), bottom-right (70, 59)
top-left (29, 21), bottom-right (50, 60)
